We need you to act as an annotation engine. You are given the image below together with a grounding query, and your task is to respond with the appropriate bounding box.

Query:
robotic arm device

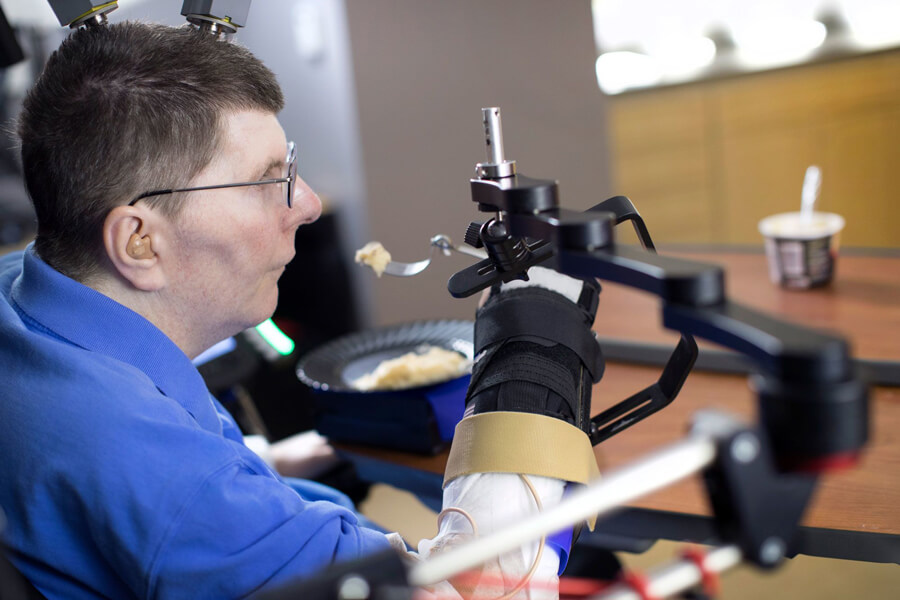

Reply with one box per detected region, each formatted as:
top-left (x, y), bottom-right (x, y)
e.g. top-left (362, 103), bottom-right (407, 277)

top-left (435, 106), bottom-right (869, 583)
top-left (47, 0), bottom-right (251, 36)
top-left (452, 107), bottom-right (867, 470)
top-left (180, 0), bottom-right (251, 37)
top-left (46, 0), bottom-right (118, 28)
top-left (258, 109), bottom-right (871, 599)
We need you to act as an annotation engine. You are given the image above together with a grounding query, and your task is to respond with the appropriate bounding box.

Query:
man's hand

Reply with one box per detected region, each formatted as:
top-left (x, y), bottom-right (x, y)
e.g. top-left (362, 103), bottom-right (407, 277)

top-left (245, 431), bottom-right (340, 479)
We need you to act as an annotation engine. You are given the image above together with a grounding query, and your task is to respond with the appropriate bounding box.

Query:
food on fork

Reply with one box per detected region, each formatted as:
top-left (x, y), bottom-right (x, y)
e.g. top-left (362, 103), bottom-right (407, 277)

top-left (354, 241), bottom-right (392, 277)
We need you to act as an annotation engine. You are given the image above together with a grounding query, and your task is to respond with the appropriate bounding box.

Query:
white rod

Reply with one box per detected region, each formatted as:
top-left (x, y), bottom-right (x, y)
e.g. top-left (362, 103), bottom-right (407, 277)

top-left (408, 435), bottom-right (717, 587)
top-left (596, 545), bottom-right (743, 600)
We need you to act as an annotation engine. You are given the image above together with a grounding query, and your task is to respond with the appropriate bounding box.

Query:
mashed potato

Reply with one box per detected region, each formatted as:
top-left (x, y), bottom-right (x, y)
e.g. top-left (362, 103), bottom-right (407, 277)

top-left (355, 241), bottom-right (392, 277)
top-left (352, 346), bottom-right (469, 391)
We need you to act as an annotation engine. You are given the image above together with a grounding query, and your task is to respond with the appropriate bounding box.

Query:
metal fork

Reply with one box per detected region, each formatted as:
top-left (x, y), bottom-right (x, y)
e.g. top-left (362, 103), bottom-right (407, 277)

top-left (383, 235), bottom-right (487, 277)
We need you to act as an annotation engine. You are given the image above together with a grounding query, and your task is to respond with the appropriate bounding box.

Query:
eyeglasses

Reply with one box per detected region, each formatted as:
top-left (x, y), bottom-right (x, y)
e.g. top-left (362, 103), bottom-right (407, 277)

top-left (128, 141), bottom-right (298, 208)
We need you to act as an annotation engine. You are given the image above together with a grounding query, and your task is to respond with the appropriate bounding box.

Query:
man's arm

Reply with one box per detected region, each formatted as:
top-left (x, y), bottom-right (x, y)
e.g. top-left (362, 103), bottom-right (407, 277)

top-left (417, 266), bottom-right (603, 598)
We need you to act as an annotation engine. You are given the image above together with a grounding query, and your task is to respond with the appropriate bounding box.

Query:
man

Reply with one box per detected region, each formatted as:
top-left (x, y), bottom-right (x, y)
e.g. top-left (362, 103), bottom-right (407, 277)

top-left (0, 21), bottom-right (602, 599)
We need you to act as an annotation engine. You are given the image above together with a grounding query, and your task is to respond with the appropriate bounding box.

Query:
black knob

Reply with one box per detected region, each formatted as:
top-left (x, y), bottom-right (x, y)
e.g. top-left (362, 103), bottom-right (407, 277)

top-left (464, 221), bottom-right (485, 248)
top-left (480, 219), bottom-right (531, 274)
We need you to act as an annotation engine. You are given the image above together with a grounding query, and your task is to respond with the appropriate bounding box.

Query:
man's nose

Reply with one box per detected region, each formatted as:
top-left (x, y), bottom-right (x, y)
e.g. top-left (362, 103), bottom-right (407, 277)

top-left (287, 177), bottom-right (322, 228)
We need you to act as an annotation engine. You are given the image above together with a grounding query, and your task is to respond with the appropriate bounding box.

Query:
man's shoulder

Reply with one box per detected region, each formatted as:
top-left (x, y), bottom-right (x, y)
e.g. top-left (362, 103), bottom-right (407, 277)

top-left (2, 333), bottom-right (192, 417)
top-left (0, 304), bottom-right (198, 445)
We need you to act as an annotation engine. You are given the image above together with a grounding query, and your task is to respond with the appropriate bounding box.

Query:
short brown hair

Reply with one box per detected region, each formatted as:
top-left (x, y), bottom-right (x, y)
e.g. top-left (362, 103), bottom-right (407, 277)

top-left (17, 22), bottom-right (284, 281)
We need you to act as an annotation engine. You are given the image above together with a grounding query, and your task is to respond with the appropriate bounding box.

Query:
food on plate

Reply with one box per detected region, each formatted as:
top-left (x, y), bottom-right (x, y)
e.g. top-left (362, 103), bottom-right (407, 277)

top-left (352, 346), bottom-right (469, 391)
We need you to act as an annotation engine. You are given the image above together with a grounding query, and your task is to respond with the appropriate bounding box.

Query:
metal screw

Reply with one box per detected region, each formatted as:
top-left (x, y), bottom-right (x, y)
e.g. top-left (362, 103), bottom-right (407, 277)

top-left (337, 575), bottom-right (371, 600)
top-left (760, 537), bottom-right (785, 565)
top-left (731, 432), bottom-right (760, 464)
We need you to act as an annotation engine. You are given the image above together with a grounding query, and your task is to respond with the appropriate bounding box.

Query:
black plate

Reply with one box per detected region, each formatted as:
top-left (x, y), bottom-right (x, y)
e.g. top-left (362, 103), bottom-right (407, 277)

top-left (296, 319), bottom-right (474, 393)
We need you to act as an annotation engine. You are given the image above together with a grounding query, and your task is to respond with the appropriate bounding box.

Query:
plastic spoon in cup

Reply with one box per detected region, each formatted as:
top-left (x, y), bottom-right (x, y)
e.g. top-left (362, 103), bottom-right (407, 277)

top-left (800, 165), bottom-right (821, 224)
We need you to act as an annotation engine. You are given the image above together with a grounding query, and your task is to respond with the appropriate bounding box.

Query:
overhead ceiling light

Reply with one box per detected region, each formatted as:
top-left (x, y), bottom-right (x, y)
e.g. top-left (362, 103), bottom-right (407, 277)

top-left (844, 3), bottom-right (900, 49)
top-left (646, 35), bottom-right (717, 79)
top-left (733, 18), bottom-right (827, 69)
top-left (595, 51), bottom-right (662, 95)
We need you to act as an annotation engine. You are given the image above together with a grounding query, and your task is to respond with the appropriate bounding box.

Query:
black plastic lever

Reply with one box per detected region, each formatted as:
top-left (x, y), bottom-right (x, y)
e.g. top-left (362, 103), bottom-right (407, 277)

top-left (447, 240), bottom-right (554, 298)
top-left (588, 195), bottom-right (657, 252)
top-left (589, 333), bottom-right (698, 445)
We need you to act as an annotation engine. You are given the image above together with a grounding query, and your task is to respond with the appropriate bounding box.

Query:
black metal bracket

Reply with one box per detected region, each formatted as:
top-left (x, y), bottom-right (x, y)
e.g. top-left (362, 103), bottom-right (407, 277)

top-left (589, 334), bottom-right (697, 445)
top-left (583, 197), bottom-right (700, 446)
top-left (589, 195), bottom-right (656, 252)
top-left (697, 417), bottom-right (818, 569)
top-left (447, 239), bottom-right (554, 298)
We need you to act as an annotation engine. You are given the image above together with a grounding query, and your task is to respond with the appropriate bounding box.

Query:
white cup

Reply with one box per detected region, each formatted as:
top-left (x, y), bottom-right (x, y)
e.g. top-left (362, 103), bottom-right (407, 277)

top-left (757, 211), bottom-right (845, 289)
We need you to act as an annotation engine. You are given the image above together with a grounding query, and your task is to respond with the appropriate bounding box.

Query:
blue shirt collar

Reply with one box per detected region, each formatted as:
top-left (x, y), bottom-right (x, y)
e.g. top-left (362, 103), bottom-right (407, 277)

top-left (10, 245), bottom-right (221, 434)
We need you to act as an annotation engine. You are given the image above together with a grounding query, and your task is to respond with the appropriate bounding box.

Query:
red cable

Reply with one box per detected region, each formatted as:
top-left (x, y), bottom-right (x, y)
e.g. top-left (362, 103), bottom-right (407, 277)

top-left (618, 570), bottom-right (660, 600)
top-left (786, 451), bottom-right (860, 473)
top-left (680, 546), bottom-right (721, 598)
top-left (558, 576), bottom-right (611, 599)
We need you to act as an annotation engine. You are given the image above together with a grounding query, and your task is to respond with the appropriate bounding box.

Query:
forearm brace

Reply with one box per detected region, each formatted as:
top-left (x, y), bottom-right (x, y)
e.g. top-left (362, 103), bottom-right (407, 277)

top-left (445, 284), bottom-right (605, 528)
top-left (467, 286), bottom-right (603, 432)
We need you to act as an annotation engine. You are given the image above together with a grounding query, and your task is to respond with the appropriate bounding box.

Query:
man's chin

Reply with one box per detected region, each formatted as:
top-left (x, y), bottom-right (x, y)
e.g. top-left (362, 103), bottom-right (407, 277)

top-left (236, 290), bottom-right (280, 335)
top-left (258, 288), bottom-right (280, 325)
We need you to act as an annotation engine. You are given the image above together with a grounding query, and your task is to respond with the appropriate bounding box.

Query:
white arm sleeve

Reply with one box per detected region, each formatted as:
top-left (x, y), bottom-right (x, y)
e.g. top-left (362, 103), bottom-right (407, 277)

top-left (404, 473), bottom-right (566, 600)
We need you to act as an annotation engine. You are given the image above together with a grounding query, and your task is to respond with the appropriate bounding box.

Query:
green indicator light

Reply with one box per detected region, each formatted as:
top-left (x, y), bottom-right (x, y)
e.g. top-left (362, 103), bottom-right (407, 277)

top-left (255, 319), bottom-right (295, 356)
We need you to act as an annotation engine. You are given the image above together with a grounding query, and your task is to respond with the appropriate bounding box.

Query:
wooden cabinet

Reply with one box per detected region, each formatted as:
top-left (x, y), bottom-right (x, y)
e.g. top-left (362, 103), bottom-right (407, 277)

top-left (609, 87), bottom-right (715, 244)
top-left (823, 106), bottom-right (900, 247)
top-left (609, 51), bottom-right (900, 247)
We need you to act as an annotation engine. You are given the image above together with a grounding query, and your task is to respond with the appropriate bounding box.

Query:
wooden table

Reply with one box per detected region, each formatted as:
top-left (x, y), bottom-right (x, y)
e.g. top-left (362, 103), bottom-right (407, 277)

top-left (337, 249), bottom-right (900, 562)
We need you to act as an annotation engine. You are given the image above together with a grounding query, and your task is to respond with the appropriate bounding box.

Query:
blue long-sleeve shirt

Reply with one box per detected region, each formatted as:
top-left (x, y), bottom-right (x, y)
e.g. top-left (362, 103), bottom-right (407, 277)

top-left (0, 247), bottom-right (390, 599)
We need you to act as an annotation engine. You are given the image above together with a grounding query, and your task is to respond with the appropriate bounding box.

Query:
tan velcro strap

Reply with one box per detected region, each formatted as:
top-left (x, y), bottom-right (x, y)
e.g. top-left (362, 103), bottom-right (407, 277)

top-left (444, 412), bottom-right (601, 529)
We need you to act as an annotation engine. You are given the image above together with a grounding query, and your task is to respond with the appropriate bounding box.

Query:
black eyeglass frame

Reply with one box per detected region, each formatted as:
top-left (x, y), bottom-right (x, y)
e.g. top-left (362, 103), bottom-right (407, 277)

top-left (128, 141), bottom-right (297, 208)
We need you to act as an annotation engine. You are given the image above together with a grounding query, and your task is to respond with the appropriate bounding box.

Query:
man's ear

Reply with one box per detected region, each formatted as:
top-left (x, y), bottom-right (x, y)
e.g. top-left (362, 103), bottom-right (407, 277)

top-left (103, 205), bottom-right (166, 291)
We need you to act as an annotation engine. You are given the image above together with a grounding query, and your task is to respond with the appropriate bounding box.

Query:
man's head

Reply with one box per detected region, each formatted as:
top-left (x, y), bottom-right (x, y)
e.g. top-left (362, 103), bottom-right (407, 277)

top-left (18, 22), bottom-right (322, 356)
top-left (17, 21), bottom-right (284, 282)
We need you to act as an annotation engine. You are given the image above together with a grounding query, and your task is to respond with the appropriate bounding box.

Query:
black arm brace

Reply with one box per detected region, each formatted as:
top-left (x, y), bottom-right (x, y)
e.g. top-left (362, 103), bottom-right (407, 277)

top-left (466, 285), bottom-right (604, 436)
